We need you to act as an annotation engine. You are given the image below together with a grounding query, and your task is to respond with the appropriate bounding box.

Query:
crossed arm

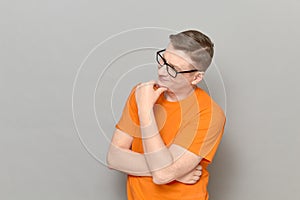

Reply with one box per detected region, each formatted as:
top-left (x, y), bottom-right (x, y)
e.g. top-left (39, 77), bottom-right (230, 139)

top-left (107, 128), bottom-right (203, 185)
top-left (107, 81), bottom-right (203, 185)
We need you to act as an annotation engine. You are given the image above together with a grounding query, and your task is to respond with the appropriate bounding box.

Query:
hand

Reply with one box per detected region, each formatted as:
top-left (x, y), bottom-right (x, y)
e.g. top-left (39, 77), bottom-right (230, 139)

top-left (176, 164), bottom-right (202, 184)
top-left (135, 81), bottom-right (167, 112)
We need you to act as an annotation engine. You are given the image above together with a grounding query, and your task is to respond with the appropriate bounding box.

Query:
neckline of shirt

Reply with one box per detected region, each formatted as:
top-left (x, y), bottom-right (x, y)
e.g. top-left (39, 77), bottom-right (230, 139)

top-left (158, 87), bottom-right (201, 105)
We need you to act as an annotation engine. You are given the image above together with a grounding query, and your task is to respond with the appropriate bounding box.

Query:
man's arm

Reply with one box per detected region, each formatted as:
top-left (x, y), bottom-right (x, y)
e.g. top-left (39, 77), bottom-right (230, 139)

top-left (106, 129), bottom-right (151, 176)
top-left (140, 109), bottom-right (203, 184)
top-left (107, 129), bottom-right (202, 184)
top-left (135, 81), bottom-right (203, 185)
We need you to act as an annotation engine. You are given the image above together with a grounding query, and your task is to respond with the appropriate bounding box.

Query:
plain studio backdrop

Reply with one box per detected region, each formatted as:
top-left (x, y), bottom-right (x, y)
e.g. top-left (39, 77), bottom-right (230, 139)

top-left (1, 0), bottom-right (299, 199)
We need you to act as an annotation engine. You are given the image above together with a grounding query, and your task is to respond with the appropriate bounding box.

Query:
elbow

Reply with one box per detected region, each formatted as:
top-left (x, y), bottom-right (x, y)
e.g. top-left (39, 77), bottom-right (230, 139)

top-left (106, 150), bottom-right (115, 170)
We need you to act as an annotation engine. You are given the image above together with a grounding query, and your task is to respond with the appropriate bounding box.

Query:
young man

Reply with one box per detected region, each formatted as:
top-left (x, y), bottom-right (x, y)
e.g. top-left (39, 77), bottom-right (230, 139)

top-left (107, 30), bottom-right (226, 200)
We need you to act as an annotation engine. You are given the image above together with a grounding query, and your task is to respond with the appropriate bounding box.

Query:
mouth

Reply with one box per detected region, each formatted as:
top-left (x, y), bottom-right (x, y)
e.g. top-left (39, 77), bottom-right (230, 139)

top-left (158, 76), bottom-right (169, 82)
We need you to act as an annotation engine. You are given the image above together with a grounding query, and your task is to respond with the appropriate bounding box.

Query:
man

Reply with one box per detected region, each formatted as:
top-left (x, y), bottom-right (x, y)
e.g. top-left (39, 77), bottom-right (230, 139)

top-left (107, 30), bottom-right (226, 200)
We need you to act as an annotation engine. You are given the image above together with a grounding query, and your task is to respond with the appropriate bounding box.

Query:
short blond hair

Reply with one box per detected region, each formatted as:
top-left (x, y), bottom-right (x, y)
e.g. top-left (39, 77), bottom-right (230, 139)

top-left (169, 30), bottom-right (214, 71)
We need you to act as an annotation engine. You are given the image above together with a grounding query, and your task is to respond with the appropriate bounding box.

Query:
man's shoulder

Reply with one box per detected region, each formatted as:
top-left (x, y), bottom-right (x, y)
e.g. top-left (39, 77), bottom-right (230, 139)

top-left (194, 87), bottom-right (213, 107)
top-left (195, 87), bottom-right (225, 118)
top-left (195, 87), bottom-right (210, 100)
top-left (123, 84), bottom-right (139, 107)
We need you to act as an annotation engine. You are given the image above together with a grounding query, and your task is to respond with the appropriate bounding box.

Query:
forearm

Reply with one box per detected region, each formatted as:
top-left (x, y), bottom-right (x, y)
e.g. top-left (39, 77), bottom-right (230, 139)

top-left (147, 144), bottom-right (202, 184)
top-left (106, 141), bottom-right (199, 182)
top-left (139, 110), bottom-right (202, 184)
top-left (107, 144), bottom-right (151, 176)
top-left (139, 109), bottom-right (174, 182)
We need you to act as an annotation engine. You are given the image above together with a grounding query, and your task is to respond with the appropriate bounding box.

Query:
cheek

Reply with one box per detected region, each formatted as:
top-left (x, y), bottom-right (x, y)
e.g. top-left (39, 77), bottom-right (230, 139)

top-left (160, 75), bottom-right (192, 90)
top-left (175, 75), bottom-right (192, 85)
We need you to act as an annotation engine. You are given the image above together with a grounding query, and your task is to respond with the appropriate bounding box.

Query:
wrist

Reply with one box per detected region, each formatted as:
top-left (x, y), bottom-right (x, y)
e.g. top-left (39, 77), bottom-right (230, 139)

top-left (138, 109), bottom-right (153, 127)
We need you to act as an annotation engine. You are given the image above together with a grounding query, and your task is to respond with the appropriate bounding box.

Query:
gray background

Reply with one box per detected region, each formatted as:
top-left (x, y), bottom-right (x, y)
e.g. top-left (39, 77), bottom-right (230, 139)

top-left (1, 0), bottom-right (299, 199)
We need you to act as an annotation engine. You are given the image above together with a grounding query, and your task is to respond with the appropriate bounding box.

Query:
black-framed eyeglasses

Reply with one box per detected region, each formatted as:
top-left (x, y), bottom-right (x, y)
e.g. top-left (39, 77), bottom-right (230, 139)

top-left (156, 49), bottom-right (199, 78)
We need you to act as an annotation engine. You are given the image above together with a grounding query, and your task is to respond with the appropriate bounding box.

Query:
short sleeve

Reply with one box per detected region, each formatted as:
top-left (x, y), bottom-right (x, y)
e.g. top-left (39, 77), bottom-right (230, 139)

top-left (115, 86), bottom-right (142, 138)
top-left (173, 100), bottom-right (226, 163)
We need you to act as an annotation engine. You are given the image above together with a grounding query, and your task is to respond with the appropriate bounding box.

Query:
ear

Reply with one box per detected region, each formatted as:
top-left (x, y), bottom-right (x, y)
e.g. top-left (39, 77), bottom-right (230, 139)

top-left (191, 72), bottom-right (204, 85)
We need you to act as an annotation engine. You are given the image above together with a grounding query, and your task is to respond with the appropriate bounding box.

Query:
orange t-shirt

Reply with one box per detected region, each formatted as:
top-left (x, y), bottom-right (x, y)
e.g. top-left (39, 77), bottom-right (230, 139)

top-left (116, 86), bottom-right (226, 200)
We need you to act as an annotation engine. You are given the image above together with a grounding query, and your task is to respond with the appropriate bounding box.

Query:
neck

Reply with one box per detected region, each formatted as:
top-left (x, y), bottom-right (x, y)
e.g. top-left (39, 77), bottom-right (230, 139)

top-left (164, 85), bottom-right (196, 102)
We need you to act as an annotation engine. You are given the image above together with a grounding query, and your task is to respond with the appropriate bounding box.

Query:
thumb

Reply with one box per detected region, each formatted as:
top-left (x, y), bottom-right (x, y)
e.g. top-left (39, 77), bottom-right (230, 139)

top-left (155, 87), bottom-right (167, 97)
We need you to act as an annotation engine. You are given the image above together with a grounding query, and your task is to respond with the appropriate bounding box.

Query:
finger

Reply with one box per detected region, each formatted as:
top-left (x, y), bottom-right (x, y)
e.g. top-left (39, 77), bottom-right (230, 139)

top-left (139, 82), bottom-right (150, 87)
top-left (180, 178), bottom-right (196, 184)
top-left (145, 80), bottom-right (156, 86)
top-left (154, 87), bottom-right (167, 100)
top-left (196, 165), bottom-right (202, 170)
top-left (153, 84), bottom-right (160, 90)
top-left (178, 180), bottom-right (195, 185)
top-left (156, 87), bottom-right (167, 94)
top-left (192, 175), bottom-right (200, 181)
top-left (135, 82), bottom-right (143, 89)
top-left (187, 180), bottom-right (196, 184)
top-left (194, 170), bottom-right (202, 176)
top-left (138, 81), bottom-right (154, 88)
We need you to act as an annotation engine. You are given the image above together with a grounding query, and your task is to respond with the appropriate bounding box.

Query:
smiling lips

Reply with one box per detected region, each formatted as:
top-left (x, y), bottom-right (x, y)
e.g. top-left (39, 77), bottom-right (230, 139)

top-left (158, 75), bottom-right (169, 82)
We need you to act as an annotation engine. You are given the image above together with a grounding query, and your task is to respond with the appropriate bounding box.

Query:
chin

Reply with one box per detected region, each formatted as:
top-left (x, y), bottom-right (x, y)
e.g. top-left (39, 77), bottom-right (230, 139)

top-left (158, 81), bottom-right (175, 93)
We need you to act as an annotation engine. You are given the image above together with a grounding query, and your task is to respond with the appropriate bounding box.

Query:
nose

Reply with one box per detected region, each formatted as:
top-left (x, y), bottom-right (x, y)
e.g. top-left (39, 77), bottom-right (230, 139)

top-left (158, 65), bottom-right (168, 76)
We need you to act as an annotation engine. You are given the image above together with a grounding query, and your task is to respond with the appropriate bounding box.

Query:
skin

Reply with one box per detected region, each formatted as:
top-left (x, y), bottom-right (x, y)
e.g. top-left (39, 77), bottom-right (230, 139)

top-left (156, 43), bottom-right (204, 102)
top-left (108, 129), bottom-right (203, 184)
top-left (107, 44), bottom-right (205, 185)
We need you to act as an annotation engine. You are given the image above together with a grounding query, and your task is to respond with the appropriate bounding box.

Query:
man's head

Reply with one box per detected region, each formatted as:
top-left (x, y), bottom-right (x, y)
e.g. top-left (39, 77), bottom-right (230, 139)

top-left (168, 30), bottom-right (214, 72)
top-left (157, 30), bottom-right (214, 99)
